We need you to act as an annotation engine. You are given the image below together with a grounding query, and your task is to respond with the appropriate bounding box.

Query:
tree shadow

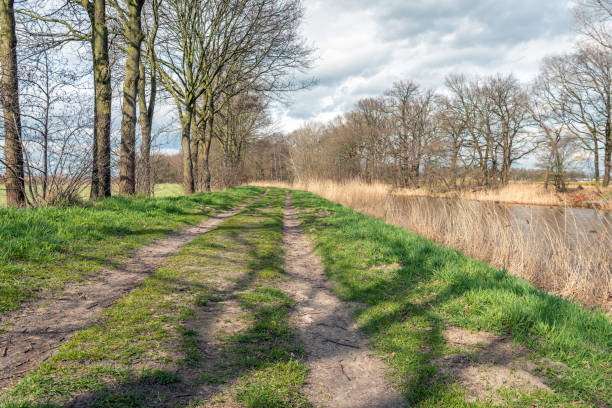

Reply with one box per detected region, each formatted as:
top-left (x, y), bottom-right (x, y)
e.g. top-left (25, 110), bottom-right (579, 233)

top-left (289, 191), bottom-right (611, 406)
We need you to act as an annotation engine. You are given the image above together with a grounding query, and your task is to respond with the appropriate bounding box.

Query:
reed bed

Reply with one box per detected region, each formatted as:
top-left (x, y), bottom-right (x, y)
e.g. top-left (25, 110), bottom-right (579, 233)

top-left (396, 182), bottom-right (612, 210)
top-left (253, 179), bottom-right (611, 311)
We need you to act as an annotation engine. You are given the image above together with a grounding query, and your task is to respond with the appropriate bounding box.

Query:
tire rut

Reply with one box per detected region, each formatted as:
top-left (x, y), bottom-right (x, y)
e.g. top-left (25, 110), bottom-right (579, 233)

top-left (280, 191), bottom-right (405, 408)
top-left (0, 190), bottom-right (268, 393)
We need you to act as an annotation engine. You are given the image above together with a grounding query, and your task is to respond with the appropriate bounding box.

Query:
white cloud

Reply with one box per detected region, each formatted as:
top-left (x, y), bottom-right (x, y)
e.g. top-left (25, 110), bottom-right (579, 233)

top-left (277, 0), bottom-right (578, 133)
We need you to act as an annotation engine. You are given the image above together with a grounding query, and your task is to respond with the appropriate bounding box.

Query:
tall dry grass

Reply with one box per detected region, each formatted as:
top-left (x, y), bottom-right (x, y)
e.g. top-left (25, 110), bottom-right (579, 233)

top-left (396, 183), bottom-right (612, 210)
top-left (253, 179), bottom-right (612, 311)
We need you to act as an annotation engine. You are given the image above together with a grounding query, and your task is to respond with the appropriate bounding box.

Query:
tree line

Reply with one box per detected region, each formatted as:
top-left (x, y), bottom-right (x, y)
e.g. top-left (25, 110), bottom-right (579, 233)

top-left (284, 1), bottom-right (612, 192)
top-left (0, 0), bottom-right (311, 206)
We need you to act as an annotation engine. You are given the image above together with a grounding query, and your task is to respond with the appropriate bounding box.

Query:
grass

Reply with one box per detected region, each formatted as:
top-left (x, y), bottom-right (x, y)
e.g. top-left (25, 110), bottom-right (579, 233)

top-left (0, 183), bottom-right (185, 207)
top-left (2, 185), bottom-right (610, 407)
top-left (290, 189), bottom-right (611, 407)
top-left (253, 179), bottom-right (611, 310)
top-left (0, 188), bottom-right (310, 408)
top-left (154, 183), bottom-right (185, 198)
top-left (0, 185), bottom-right (264, 314)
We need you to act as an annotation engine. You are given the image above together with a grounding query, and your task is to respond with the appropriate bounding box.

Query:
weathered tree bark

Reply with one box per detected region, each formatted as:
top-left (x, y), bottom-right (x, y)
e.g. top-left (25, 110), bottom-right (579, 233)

top-left (594, 136), bottom-right (600, 184)
top-left (137, 0), bottom-right (160, 196)
top-left (181, 107), bottom-right (195, 195)
top-left (90, 101), bottom-right (99, 198)
top-left (90, 0), bottom-right (112, 198)
top-left (190, 114), bottom-right (199, 190)
top-left (137, 58), bottom-right (155, 196)
top-left (0, 0), bottom-right (25, 207)
top-left (119, 0), bottom-right (145, 195)
top-left (604, 119), bottom-right (611, 187)
top-left (202, 100), bottom-right (215, 192)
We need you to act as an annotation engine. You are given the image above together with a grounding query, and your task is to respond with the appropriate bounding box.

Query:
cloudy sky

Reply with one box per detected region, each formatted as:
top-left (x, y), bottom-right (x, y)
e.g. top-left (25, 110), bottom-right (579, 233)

top-left (272, 0), bottom-right (577, 133)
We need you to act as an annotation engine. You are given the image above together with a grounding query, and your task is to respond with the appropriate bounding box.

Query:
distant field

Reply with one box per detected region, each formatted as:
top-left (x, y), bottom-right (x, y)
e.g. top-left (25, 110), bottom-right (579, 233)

top-left (0, 183), bottom-right (185, 206)
top-left (154, 183), bottom-right (185, 197)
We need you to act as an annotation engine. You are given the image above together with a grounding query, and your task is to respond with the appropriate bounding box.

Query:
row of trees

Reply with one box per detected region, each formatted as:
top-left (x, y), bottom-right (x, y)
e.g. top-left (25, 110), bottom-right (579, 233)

top-left (287, 2), bottom-right (612, 191)
top-left (0, 0), bottom-right (310, 206)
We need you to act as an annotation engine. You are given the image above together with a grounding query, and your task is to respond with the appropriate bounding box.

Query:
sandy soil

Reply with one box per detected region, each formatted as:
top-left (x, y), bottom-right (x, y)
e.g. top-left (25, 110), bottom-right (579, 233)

top-left (436, 327), bottom-right (553, 404)
top-left (0, 191), bottom-right (267, 392)
top-left (279, 191), bottom-right (405, 408)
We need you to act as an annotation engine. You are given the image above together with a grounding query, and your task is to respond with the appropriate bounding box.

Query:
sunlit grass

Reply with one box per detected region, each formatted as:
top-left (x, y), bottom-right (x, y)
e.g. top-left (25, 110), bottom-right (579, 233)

top-left (0, 188), bottom-right (310, 408)
top-left (154, 183), bottom-right (185, 198)
top-left (0, 183), bottom-right (186, 207)
top-left (0, 186), bottom-right (264, 314)
top-left (291, 190), bottom-right (611, 407)
top-left (252, 179), bottom-right (611, 310)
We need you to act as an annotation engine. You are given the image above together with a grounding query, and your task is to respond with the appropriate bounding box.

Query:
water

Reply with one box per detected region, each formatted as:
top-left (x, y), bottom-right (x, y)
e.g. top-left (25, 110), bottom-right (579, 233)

top-left (388, 195), bottom-right (612, 271)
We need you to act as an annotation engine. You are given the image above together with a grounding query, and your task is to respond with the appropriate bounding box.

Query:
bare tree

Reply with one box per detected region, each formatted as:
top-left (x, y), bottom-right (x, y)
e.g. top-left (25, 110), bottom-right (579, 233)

top-left (19, 45), bottom-right (92, 204)
top-left (530, 74), bottom-right (576, 191)
top-left (215, 93), bottom-right (267, 188)
top-left (20, 0), bottom-right (113, 198)
top-left (437, 94), bottom-right (468, 189)
top-left (0, 0), bottom-right (26, 206)
top-left (575, 0), bottom-right (612, 50)
top-left (484, 74), bottom-right (533, 185)
top-left (112, 0), bottom-right (145, 195)
top-left (136, 0), bottom-right (159, 196)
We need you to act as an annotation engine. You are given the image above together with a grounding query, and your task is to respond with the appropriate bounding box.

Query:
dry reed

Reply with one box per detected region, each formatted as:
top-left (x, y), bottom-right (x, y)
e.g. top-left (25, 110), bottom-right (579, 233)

top-left (253, 179), bottom-right (612, 311)
top-left (396, 183), bottom-right (612, 210)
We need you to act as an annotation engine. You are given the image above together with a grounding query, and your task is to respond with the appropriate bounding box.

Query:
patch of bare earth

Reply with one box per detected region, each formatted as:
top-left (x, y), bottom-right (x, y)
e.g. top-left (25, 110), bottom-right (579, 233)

top-left (280, 192), bottom-right (405, 408)
top-left (436, 327), bottom-right (554, 404)
top-left (0, 192), bottom-right (267, 393)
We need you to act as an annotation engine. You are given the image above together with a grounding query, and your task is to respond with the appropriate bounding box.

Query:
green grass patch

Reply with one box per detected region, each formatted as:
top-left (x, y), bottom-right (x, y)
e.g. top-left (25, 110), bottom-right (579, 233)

top-left (235, 360), bottom-right (310, 408)
top-left (0, 187), bottom-right (309, 408)
top-left (0, 186), bottom-right (264, 314)
top-left (290, 190), bottom-right (611, 407)
top-left (153, 183), bottom-right (185, 198)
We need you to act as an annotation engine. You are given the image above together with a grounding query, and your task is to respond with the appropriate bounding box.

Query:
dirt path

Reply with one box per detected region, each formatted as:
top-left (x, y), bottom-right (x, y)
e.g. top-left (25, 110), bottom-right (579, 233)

top-left (0, 191), bottom-right (268, 393)
top-left (280, 192), bottom-right (405, 408)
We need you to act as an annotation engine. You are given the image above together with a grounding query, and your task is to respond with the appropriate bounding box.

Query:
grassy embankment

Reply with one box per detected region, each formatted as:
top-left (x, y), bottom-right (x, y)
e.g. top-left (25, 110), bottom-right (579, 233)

top-left (1, 188), bottom-right (310, 408)
top-left (0, 186), bottom-right (264, 315)
top-left (254, 180), bottom-right (611, 310)
top-left (290, 189), bottom-right (611, 407)
top-left (1, 187), bottom-right (610, 407)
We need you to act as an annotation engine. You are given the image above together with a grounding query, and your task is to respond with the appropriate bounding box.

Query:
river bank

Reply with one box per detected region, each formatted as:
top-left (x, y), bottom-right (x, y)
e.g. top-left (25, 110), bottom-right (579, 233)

top-left (252, 180), bottom-right (611, 311)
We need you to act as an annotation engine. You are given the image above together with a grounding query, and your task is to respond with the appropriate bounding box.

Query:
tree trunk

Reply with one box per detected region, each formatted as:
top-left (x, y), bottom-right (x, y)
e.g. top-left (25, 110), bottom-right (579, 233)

top-left (594, 136), bottom-right (600, 184)
top-left (91, 0), bottom-right (112, 198)
top-left (190, 114), bottom-right (199, 190)
top-left (450, 142), bottom-right (459, 190)
top-left (197, 98), bottom-right (214, 192)
top-left (196, 118), bottom-right (207, 191)
top-left (604, 120), bottom-right (611, 187)
top-left (137, 0), bottom-right (159, 197)
top-left (90, 100), bottom-right (99, 198)
top-left (119, 0), bottom-right (145, 195)
top-left (202, 103), bottom-right (215, 192)
top-left (0, 0), bottom-right (25, 207)
top-left (137, 58), bottom-right (153, 195)
top-left (181, 107), bottom-right (195, 195)
top-left (42, 52), bottom-right (50, 201)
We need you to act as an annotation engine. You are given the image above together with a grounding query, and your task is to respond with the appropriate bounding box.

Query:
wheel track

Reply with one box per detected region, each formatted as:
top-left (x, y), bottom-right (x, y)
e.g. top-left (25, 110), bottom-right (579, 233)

top-left (0, 190), bottom-right (268, 393)
top-left (280, 191), bottom-right (405, 408)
